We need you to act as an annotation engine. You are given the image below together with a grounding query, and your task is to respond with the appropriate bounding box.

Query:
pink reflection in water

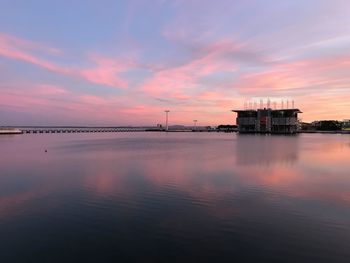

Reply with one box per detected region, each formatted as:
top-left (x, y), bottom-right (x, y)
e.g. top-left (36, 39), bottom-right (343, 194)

top-left (0, 132), bottom-right (350, 221)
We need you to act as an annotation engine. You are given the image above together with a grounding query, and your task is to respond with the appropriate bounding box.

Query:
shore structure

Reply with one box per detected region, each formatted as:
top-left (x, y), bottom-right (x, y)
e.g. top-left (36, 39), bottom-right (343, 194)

top-left (343, 119), bottom-right (350, 131)
top-left (232, 108), bottom-right (302, 134)
top-left (0, 128), bottom-right (23, 135)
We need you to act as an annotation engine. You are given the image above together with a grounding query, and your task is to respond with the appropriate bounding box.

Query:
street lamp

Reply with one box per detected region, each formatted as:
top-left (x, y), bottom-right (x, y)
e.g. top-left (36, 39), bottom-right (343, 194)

top-left (165, 110), bottom-right (170, 131)
top-left (193, 120), bottom-right (197, 131)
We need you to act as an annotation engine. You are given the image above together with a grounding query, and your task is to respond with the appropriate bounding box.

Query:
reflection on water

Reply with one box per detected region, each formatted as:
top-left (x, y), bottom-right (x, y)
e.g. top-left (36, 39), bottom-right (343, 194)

top-left (0, 132), bottom-right (349, 262)
top-left (235, 134), bottom-right (298, 166)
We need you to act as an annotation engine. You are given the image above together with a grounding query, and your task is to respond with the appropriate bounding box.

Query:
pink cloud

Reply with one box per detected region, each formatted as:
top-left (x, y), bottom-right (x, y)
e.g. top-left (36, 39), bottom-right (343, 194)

top-left (198, 91), bottom-right (226, 100)
top-left (0, 33), bottom-right (132, 89)
top-left (119, 105), bottom-right (164, 116)
top-left (0, 33), bottom-right (62, 55)
top-left (2, 32), bottom-right (350, 124)
top-left (0, 40), bottom-right (69, 74)
top-left (0, 83), bottom-right (168, 125)
top-left (140, 39), bottom-right (243, 98)
top-left (34, 84), bottom-right (69, 95)
top-left (1, 84), bottom-right (69, 108)
top-left (236, 54), bottom-right (350, 96)
top-left (78, 55), bottom-right (134, 89)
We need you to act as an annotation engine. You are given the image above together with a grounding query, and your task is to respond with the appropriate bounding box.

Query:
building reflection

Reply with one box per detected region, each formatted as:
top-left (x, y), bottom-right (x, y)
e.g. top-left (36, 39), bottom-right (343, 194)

top-left (235, 134), bottom-right (299, 166)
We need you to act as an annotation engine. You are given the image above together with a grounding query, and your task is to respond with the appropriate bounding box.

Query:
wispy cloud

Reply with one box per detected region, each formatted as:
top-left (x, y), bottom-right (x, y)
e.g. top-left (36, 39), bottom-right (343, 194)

top-left (139, 39), bottom-right (260, 98)
top-left (0, 33), bottom-right (133, 89)
top-left (235, 54), bottom-right (350, 97)
top-left (1, 0), bottom-right (350, 124)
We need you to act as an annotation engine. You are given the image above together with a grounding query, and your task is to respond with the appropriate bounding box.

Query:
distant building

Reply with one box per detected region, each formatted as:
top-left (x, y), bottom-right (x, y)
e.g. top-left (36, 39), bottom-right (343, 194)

top-left (311, 120), bottom-right (342, 131)
top-left (342, 119), bottom-right (350, 130)
top-left (232, 108), bottom-right (302, 134)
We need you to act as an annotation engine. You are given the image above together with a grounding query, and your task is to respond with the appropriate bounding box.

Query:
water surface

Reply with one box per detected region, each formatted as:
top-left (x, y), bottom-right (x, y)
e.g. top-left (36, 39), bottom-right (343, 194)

top-left (0, 132), bottom-right (349, 262)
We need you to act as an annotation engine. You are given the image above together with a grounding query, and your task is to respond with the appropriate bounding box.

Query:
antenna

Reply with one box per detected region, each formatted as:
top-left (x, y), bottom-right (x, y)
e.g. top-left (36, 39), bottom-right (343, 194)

top-left (282, 100), bottom-right (284, 109)
top-left (164, 110), bottom-right (170, 131)
top-left (287, 100), bottom-right (289, 109)
top-left (292, 100), bottom-right (295, 108)
top-left (260, 99), bottom-right (263, 109)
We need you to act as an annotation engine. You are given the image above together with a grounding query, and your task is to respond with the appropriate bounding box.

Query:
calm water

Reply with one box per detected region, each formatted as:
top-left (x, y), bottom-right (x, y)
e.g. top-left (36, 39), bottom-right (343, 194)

top-left (0, 132), bottom-right (350, 262)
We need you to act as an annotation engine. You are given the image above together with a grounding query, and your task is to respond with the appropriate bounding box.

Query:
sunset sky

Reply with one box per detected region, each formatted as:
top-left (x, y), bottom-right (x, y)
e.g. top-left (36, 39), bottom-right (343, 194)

top-left (0, 0), bottom-right (349, 126)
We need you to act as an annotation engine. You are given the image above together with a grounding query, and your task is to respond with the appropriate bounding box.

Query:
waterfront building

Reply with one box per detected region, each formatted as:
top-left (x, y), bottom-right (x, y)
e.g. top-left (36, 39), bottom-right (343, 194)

top-left (232, 108), bottom-right (302, 134)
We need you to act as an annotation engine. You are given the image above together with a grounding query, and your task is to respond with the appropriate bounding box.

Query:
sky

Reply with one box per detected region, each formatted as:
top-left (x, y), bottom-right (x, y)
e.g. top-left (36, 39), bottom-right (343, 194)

top-left (0, 0), bottom-right (350, 126)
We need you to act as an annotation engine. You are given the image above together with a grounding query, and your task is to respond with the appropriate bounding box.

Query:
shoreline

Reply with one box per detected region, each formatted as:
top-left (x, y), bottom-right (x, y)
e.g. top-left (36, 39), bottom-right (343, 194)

top-left (1, 126), bottom-right (350, 135)
top-left (300, 130), bottom-right (350, 134)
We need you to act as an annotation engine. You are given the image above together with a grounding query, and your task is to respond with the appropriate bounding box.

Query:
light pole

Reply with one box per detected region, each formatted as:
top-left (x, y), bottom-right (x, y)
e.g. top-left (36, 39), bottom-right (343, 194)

top-left (165, 110), bottom-right (170, 131)
top-left (193, 120), bottom-right (197, 131)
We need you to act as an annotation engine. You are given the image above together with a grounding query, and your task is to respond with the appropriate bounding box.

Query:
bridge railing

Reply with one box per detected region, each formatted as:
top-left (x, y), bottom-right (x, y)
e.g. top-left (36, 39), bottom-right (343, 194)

top-left (18, 127), bottom-right (151, 134)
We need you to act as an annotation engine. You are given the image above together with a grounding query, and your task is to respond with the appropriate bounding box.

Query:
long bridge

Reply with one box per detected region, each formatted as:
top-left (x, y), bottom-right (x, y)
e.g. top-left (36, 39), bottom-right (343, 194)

top-left (5, 126), bottom-right (157, 134)
top-left (1, 126), bottom-right (233, 134)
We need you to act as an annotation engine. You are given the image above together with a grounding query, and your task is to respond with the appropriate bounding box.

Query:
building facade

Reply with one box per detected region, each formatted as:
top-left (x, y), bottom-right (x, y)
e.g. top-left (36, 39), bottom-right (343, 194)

top-left (233, 108), bottom-right (302, 134)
